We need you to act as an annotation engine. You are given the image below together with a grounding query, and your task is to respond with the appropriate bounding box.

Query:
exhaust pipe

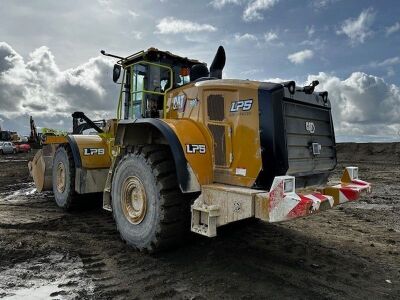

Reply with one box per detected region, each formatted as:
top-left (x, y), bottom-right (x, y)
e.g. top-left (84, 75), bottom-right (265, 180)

top-left (209, 46), bottom-right (226, 79)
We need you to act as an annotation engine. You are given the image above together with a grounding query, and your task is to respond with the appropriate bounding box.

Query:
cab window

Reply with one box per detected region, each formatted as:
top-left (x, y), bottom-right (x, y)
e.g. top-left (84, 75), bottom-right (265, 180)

top-left (130, 62), bottom-right (172, 119)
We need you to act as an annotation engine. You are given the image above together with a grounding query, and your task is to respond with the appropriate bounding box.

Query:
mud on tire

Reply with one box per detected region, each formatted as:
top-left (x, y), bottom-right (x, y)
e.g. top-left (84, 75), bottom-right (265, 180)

top-left (52, 145), bottom-right (78, 210)
top-left (112, 145), bottom-right (192, 252)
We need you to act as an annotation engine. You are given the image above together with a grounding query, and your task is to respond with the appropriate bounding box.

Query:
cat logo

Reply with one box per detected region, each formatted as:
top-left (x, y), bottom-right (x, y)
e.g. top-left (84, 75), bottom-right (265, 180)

top-left (172, 95), bottom-right (186, 111)
top-left (305, 121), bottom-right (316, 134)
top-left (186, 144), bottom-right (206, 154)
top-left (83, 148), bottom-right (105, 156)
top-left (230, 99), bottom-right (253, 112)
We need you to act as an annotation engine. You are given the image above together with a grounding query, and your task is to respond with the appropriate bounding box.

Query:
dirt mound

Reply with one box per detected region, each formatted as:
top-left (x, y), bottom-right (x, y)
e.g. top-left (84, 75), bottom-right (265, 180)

top-left (337, 142), bottom-right (400, 162)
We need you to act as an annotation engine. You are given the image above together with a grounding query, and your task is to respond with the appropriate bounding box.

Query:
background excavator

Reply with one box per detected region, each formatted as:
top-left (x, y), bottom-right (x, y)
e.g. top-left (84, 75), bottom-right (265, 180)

top-left (30, 46), bottom-right (371, 252)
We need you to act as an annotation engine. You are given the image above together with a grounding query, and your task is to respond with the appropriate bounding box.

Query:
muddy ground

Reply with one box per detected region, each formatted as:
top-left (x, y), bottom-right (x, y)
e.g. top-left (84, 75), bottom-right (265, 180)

top-left (0, 143), bottom-right (399, 299)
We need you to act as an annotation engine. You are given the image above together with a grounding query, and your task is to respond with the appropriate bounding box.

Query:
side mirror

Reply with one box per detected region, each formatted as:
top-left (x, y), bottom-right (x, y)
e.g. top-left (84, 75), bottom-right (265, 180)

top-left (113, 64), bottom-right (121, 83)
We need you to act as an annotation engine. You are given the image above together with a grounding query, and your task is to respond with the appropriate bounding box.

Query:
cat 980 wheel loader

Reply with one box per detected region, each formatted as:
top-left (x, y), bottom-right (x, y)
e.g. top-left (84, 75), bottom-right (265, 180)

top-left (30, 46), bottom-right (371, 252)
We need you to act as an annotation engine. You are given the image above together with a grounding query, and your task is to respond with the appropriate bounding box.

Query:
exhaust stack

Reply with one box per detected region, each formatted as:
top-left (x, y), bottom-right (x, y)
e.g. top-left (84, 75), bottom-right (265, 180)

top-left (209, 46), bottom-right (226, 79)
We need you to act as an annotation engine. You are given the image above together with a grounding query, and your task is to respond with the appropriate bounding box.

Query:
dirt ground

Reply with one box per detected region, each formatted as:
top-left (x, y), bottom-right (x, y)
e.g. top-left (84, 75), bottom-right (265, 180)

top-left (0, 143), bottom-right (399, 299)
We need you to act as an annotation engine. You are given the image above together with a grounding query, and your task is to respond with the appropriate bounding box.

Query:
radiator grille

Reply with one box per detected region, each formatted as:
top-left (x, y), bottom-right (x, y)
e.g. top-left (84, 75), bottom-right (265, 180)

top-left (208, 124), bottom-right (226, 166)
top-left (283, 100), bottom-right (336, 176)
top-left (207, 95), bottom-right (225, 121)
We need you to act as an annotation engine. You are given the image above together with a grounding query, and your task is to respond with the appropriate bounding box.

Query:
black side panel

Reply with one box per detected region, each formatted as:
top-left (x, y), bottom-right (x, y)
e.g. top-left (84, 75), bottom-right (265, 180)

top-left (255, 83), bottom-right (288, 188)
top-left (256, 83), bottom-right (337, 190)
top-left (116, 119), bottom-right (192, 193)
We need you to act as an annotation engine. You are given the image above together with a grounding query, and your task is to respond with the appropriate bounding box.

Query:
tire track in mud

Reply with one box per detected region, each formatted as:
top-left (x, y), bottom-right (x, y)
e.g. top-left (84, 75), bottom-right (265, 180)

top-left (0, 149), bottom-right (399, 299)
top-left (0, 189), bottom-right (194, 298)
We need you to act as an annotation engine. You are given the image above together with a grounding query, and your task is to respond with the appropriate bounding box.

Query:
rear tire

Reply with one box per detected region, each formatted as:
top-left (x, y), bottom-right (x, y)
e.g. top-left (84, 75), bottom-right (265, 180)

top-left (112, 145), bottom-right (192, 252)
top-left (52, 145), bottom-right (78, 210)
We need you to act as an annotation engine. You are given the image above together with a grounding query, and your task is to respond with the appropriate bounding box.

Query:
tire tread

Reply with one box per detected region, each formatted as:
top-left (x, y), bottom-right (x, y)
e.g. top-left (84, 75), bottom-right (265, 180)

top-left (113, 144), bottom-right (195, 252)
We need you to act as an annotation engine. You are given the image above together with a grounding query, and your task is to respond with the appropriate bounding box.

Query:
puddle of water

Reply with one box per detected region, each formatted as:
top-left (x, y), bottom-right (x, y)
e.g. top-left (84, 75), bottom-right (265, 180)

top-left (2, 283), bottom-right (60, 300)
top-left (0, 183), bottom-right (37, 202)
top-left (0, 252), bottom-right (94, 299)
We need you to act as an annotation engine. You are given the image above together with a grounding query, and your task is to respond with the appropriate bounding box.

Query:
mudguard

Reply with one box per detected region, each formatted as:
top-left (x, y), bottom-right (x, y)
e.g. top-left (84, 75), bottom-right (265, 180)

top-left (29, 135), bottom-right (112, 194)
top-left (67, 135), bottom-right (111, 169)
top-left (115, 118), bottom-right (213, 193)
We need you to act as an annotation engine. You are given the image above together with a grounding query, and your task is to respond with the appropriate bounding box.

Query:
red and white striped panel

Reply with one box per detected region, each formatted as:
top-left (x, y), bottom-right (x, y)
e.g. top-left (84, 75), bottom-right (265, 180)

top-left (267, 176), bottom-right (335, 222)
top-left (287, 193), bottom-right (334, 219)
top-left (331, 179), bottom-right (371, 203)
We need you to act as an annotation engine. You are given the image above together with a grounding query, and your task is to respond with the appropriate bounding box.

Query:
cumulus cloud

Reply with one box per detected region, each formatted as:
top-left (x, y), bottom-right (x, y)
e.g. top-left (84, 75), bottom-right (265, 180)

top-left (336, 8), bottom-right (375, 45)
top-left (308, 72), bottom-right (400, 137)
top-left (234, 33), bottom-right (258, 42)
top-left (385, 22), bottom-right (400, 36)
top-left (306, 25), bottom-right (315, 38)
top-left (128, 10), bottom-right (139, 18)
top-left (264, 31), bottom-right (278, 42)
top-left (288, 49), bottom-right (314, 64)
top-left (243, 0), bottom-right (279, 22)
top-left (0, 42), bottom-right (118, 134)
top-left (155, 17), bottom-right (217, 34)
top-left (209, 0), bottom-right (243, 9)
top-left (310, 0), bottom-right (340, 10)
top-left (300, 38), bottom-right (326, 50)
top-left (265, 71), bottom-right (400, 138)
top-left (131, 30), bottom-right (143, 40)
top-left (370, 57), bottom-right (400, 68)
top-left (1, 42), bottom-right (399, 141)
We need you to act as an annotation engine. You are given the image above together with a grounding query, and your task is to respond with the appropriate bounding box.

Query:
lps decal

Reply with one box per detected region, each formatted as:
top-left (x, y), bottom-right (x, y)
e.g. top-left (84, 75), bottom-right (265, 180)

top-left (186, 144), bottom-right (206, 154)
top-left (172, 95), bottom-right (186, 111)
top-left (84, 148), bottom-right (105, 156)
top-left (230, 99), bottom-right (253, 112)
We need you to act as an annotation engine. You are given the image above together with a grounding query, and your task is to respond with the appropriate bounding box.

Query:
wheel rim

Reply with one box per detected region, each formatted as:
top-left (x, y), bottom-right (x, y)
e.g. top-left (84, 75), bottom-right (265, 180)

top-left (121, 176), bottom-right (147, 225)
top-left (56, 162), bottom-right (66, 193)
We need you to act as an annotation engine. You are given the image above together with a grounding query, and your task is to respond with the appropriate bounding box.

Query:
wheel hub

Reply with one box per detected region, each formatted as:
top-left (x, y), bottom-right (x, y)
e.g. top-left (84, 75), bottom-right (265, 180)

top-left (56, 162), bottom-right (66, 193)
top-left (121, 176), bottom-right (147, 224)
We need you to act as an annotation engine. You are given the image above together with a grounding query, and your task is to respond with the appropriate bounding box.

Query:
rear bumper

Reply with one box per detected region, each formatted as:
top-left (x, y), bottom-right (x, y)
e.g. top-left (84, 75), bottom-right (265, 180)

top-left (191, 167), bottom-right (371, 237)
top-left (258, 167), bottom-right (371, 223)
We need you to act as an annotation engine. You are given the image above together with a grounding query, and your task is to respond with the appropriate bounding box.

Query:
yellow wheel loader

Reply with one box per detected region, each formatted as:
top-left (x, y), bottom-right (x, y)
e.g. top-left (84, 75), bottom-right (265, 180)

top-left (30, 46), bottom-right (371, 252)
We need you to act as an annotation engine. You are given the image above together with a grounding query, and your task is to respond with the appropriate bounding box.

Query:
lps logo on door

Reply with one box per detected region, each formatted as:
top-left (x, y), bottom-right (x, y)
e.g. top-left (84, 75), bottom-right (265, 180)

top-left (230, 99), bottom-right (253, 112)
top-left (186, 144), bottom-right (206, 154)
top-left (84, 148), bottom-right (105, 156)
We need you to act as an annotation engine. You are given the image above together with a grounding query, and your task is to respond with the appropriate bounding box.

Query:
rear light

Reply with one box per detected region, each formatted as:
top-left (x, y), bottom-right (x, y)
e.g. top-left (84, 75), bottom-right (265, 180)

top-left (284, 178), bottom-right (295, 193)
top-left (282, 81), bottom-right (296, 95)
top-left (346, 167), bottom-right (358, 180)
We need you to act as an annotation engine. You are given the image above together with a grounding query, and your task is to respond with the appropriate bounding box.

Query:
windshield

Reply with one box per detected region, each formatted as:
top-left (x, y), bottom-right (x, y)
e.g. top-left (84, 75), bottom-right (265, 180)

top-left (128, 61), bottom-right (172, 119)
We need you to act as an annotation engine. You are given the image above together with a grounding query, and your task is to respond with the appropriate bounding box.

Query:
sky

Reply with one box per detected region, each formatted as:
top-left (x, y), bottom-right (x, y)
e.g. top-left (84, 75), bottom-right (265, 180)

top-left (0, 0), bottom-right (400, 142)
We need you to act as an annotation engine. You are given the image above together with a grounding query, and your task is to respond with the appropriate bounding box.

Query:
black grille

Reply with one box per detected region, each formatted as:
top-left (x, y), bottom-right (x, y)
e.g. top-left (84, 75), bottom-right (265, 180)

top-left (256, 82), bottom-right (337, 190)
top-left (208, 124), bottom-right (226, 166)
top-left (207, 95), bottom-right (225, 121)
top-left (283, 100), bottom-right (336, 177)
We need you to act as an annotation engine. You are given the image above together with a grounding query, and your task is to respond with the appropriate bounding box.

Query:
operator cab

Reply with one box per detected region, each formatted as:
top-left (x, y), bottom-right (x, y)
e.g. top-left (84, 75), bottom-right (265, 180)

top-left (108, 48), bottom-right (205, 120)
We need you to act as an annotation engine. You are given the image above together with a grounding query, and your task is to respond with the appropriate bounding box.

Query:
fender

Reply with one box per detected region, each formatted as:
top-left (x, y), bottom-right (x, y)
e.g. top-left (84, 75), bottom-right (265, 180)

top-left (67, 135), bottom-right (111, 169)
top-left (115, 118), bottom-right (213, 193)
top-left (65, 135), bottom-right (111, 194)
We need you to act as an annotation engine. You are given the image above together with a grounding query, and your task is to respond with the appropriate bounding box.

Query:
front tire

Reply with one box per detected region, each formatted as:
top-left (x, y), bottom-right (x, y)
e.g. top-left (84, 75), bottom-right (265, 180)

top-left (112, 145), bottom-right (190, 252)
top-left (52, 145), bottom-right (78, 210)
